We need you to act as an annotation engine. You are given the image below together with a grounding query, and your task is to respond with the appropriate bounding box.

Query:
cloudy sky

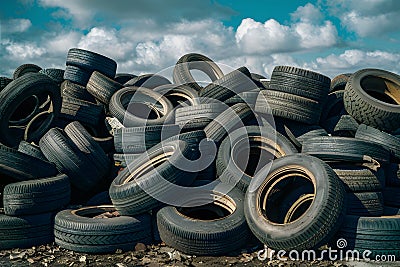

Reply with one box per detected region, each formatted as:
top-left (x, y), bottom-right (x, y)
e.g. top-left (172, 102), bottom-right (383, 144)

top-left (1, 0), bottom-right (400, 78)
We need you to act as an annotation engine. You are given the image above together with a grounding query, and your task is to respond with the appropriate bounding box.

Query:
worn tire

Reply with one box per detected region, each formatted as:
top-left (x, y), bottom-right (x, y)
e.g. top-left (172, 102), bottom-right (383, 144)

top-left (199, 67), bottom-right (255, 103)
top-left (0, 143), bottom-right (58, 182)
top-left (87, 71), bottom-right (122, 105)
top-left (270, 65), bottom-right (330, 102)
top-left (356, 124), bottom-right (400, 161)
top-left (157, 182), bottom-right (250, 255)
top-left (54, 206), bottom-right (152, 253)
top-left (13, 64), bottom-right (42, 79)
top-left (113, 124), bottom-right (180, 153)
top-left (61, 80), bottom-right (96, 103)
top-left (245, 154), bottom-right (346, 251)
top-left (204, 103), bottom-right (256, 145)
top-left (343, 69), bottom-right (400, 131)
top-left (217, 126), bottom-right (297, 192)
top-left (256, 90), bottom-right (321, 124)
top-left (109, 140), bottom-right (197, 215)
top-left (109, 87), bottom-right (173, 127)
top-left (0, 73), bottom-right (61, 147)
top-left (0, 212), bottom-right (54, 250)
top-left (3, 174), bottom-right (70, 216)
top-left (66, 48), bottom-right (117, 78)
top-left (17, 140), bottom-right (47, 161)
top-left (302, 136), bottom-right (390, 164)
top-left (173, 53), bottom-right (224, 91)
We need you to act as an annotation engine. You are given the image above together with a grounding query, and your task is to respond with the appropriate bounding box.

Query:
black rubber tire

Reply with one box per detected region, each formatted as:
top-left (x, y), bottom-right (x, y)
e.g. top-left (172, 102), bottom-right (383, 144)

top-left (64, 120), bottom-right (111, 177)
top-left (173, 53), bottom-right (224, 91)
top-left (383, 187), bottom-right (400, 207)
top-left (0, 212), bottom-right (54, 250)
top-left (59, 96), bottom-right (105, 127)
top-left (17, 140), bottom-right (47, 161)
top-left (66, 48), bottom-right (117, 78)
top-left (270, 66), bottom-right (330, 102)
top-left (0, 143), bottom-right (58, 182)
top-left (64, 65), bottom-right (91, 86)
top-left (87, 71), bottom-right (122, 105)
top-left (336, 215), bottom-right (400, 259)
top-left (343, 68), bottom-right (400, 132)
top-left (250, 73), bottom-right (267, 89)
top-left (356, 124), bottom-right (400, 161)
top-left (109, 87), bottom-right (173, 127)
top-left (320, 90), bottom-right (346, 123)
top-left (332, 165), bottom-right (382, 192)
top-left (39, 127), bottom-right (109, 192)
top-left (109, 140), bottom-right (197, 215)
top-left (199, 67), bottom-right (255, 103)
top-left (157, 183), bottom-right (251, 255)
top-left (179, 118), bottom-right (212, 132)
top-left (3, 174), bottom-right (70, 216)
top-left (346, 192), bottom-right (384, 216)
top-left (245, 154), bottom-right (346, 251)
top-left (324, 114), bottom-right (359, 137)
top-left (217, 126), bottom-right (297, 192)
top-left (175, 103), bottom-right (226, 126)
top-left (256, 90), bottom-right (321, 124)
top-left (85, 191), bottom-right (112, 206)
top-left (386, 163), bottom-right (400, 187)
top-left (274, 118), bottom-right (328, 148)
top-left (13, 63), bottom-right (42, 79)
top-left (384, 206), bottom-right (400, 215)
top-left (204, 103), bottom-right (256, 145)
top-left (0, 77), bottom-right (13, 91)
top-left (302, 136), bottom-right (390, 164)
top-left (114, 124), bottom-right (180, 153)
top-left (153, 84), bottom-right (200, 107)
top-left (0, 73), bottom-right (61, 147)
top-left (114, 73), bottom-right (137, 84)
top-left (330, 73), bottom-right (351, 92)
top-left (39, 68), bottom-right (65, 84)
top-left (124, 74), bottom-right (171, 89)
top-left (54, 206), bottom-right (152, 253)
top-left (224, 91), bottom-right (259, 107)
top-left (61, 80), bottom-right (96, 103)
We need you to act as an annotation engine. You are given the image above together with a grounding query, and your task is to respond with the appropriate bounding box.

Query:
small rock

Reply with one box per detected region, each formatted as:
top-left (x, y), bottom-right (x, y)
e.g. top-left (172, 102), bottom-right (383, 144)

top-left (116, 263), bottom-right (126, 267)
top-left (141, 257), bottom-right (152, 264)
top-left (9, 251), bottom-right (26, 260)
top-left (168, 251), bottom-right (182, 261)
top-left (135, 243), bottom-right (147, 251)
top-left (27, 258), bottom-right (35, 264)
top-left (115, 249), bottom-right (123, 254)
top-left (79, 255), bottom-right (86, 262)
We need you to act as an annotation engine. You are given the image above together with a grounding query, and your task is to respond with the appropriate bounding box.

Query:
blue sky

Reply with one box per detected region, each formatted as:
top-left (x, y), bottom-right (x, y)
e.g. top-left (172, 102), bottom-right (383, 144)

top-left (1, 0), bottom-right (400, 78)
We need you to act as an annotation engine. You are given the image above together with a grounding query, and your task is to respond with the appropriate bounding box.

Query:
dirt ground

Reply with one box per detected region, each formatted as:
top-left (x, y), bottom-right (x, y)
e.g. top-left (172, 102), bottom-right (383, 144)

top-left (1, 242), bottom-right (395, 267)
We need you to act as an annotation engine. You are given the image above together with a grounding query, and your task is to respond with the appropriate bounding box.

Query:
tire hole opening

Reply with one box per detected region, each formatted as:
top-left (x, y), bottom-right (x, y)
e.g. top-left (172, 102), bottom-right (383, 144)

top-left (259, 168), bottom-right (315, 224)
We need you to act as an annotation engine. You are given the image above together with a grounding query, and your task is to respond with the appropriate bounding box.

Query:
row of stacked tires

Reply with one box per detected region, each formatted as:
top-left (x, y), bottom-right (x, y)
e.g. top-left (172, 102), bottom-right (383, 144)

top-left (0, 48), bottom-right (399, 260)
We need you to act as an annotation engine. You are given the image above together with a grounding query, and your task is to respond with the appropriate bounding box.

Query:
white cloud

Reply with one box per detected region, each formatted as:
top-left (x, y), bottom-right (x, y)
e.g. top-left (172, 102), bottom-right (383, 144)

top-left (291, 3), bottom-right (323, 23)
top-left (235, 15), bottom-right (338, 54)
top-left (304, 49), bottom-right (400, 77)
top-left (1, 19), bottom-right (32, 33)
top-left (38, 0), bottom-right (235, 28)
top-left (324, 0), bottom-right (400, 37)
top-left (236, 18), bottom-right (298, 54)
top-left (46, 31), bottom-right (81, 54)
top-left (2, 40), bottom-right (46, 60)
top-left (77, 27), bottom-right (133, 61)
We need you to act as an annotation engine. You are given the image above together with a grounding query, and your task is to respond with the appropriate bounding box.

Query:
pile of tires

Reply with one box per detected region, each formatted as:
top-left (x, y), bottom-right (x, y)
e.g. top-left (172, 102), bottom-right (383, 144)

top-left (0, 48), bottom-right (399, 260)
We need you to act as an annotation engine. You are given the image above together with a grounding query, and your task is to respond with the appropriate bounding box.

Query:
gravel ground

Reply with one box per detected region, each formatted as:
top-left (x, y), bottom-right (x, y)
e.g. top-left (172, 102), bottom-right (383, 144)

top-left (1, 242), bottom-right (395, 267)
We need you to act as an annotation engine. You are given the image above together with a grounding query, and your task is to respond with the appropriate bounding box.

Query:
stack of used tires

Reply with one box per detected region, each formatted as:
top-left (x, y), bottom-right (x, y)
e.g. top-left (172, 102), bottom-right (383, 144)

top-left (0, 48), bottom-right (399, 260)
